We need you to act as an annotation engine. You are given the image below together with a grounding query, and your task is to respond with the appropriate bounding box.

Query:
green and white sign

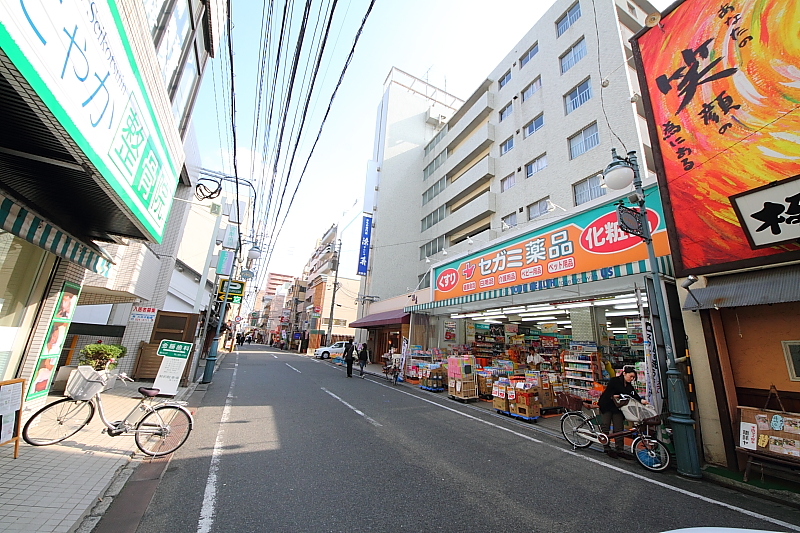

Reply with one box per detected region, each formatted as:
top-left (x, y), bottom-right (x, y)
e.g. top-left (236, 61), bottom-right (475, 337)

top-left (153, 340), bottom-right (193, 396)
top-left (0, 1), bottom-right (180, 242)
top-left (156, 340), bottom-right (193, 358)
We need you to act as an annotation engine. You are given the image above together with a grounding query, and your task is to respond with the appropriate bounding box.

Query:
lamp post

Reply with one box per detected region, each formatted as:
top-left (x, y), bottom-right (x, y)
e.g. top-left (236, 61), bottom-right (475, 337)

top-left (603, 148), bottom-right (701, 478)
top-left (325, 240), bottom-right (342, 346)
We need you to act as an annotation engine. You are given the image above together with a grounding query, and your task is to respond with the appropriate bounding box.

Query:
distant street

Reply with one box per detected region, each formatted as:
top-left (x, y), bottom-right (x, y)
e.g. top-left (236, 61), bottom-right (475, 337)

top-left (133, 345), bottom-right (800, 533)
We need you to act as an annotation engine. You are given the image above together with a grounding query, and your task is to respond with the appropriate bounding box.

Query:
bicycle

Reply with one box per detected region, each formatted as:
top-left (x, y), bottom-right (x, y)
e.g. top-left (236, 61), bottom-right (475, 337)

top-left (557, 392), bottom-right (671, 472)
top-left (382, 354), bottom-right (401, 385)
top-left (23, 365), bottom-right (193, 456)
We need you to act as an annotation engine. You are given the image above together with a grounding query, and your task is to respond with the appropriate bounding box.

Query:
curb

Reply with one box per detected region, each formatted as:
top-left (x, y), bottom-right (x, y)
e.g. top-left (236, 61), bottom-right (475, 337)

top-left (702, 469), bottom-right (800, 510)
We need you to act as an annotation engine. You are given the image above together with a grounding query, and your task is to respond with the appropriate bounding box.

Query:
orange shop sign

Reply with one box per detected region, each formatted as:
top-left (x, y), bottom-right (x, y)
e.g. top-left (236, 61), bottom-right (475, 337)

top-left (433, 187), bottom-right (669, 301)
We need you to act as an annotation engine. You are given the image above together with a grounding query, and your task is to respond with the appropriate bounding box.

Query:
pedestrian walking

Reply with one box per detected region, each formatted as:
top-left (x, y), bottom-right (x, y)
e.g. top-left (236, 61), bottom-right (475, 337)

top-left (343, 340), bottom-right (355, 377)
top-left (245, 334), bottom-right (252, 344)
top-left (236, 333), bottom-right (244, 346)
top-left (357, 343), bottom-right (369, 377)
top-left (598, 365), bottom-right (647, 459)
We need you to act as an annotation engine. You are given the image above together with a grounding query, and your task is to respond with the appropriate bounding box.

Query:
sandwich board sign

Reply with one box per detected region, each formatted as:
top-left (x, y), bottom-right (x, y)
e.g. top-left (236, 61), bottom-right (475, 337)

top-left (153, 340), bottom-right (193, 396)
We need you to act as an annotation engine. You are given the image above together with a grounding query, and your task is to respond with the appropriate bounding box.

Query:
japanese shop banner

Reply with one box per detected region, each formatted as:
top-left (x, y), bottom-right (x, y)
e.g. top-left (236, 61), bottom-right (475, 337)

top-left (357, 215), bottom-right (372, 276)
top-left (0, 1), bottom-right (180, 242)
top-left (633, 0), bottom-right (800, 274)
top-left (433, 187), bottom-right (669, 301)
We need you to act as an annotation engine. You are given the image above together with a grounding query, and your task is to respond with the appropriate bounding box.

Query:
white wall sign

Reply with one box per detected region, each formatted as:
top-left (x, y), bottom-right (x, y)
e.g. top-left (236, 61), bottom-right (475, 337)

top-left (130, 306), bottom-right (157, 322)
top-left (0, 1), bottom-right (180, 242)
top-left (730, 174), bottom-right (800, 249)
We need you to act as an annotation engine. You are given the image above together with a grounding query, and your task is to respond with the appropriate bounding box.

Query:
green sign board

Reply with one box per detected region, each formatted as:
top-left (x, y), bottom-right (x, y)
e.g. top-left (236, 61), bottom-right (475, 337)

top-left (217, 294), bottom-right (242, 304)
top-left (157, 340), bottom-right (193, 359)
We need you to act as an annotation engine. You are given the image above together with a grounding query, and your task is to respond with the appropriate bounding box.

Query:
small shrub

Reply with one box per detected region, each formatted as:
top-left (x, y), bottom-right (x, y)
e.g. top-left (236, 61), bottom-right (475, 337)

top-left (78, 343), bottom-right (125, 371)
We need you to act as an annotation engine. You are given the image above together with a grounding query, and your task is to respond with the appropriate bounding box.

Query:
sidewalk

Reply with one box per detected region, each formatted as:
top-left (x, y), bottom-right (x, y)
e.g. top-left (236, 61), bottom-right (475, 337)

top-left (0, 379), bottom-right (195, 533)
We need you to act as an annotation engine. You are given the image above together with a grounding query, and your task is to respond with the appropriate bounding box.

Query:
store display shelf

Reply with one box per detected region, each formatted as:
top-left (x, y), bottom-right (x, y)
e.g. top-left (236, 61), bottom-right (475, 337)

top-left (568, 384), bottom-right (593, 391)
top-left (564, 375), bottom-right (594, 381)
top-left (563, 358), bottom-right (593, 363)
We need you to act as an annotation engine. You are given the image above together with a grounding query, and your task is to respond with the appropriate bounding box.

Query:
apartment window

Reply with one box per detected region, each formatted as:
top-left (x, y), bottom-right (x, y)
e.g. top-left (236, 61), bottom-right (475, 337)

top-left (421, 206), bottom-right (446, 232)
top-left (557, 3), bottom-right (582, 37)
top-left (424, 125), bottom-right (448, 157)
top-left (525, 154), bottom-right (548, 177)
top-left (569, 123), bottom-right (599, 159)
top-left (520, 43), bottom-right (539, 68)
top-left (528, 197), bottom-right (550, 221)
top-left (498, 70), bottom-right (512, 89)
top-left (523, 114), bottom-right (544, 137)
top-left (500, 136), bottom-right (514, 155)
top-left (422, 177), bottom-right (447, 205)
top-left (502, 212), bottom-right (517, 230)
top-left (565, 79), bottom-right (592, 114)
top-left (522, 77), bottom-right (542, 101)
top-left (500, 173), bottom-right (516, 192)
top-left (420, 235), bottom-right (446, 259)
top-left (423, 150), bottom-right (447, 180)
top-left (560, 38), bottom-right (587, 74)
top-left (574, 174), bottom-right (606, 205)
top-left (499, 102), bottom-right (513, 122)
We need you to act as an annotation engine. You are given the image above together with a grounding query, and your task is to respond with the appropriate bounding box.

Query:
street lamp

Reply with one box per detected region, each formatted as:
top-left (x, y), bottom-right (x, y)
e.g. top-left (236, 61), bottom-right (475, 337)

top-left (603, 148), bottom-right (701, 478)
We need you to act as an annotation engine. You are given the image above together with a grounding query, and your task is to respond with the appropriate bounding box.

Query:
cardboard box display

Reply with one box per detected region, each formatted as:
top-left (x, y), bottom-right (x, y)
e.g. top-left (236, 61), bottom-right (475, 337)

top-left (515, 403), bottom-right (541, 418)
top-left (493, 396), bottom-right (509, 411)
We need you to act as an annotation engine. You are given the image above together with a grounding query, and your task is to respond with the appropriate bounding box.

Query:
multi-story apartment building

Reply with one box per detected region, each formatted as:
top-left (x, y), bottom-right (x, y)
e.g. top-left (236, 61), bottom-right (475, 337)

top-left (363, 0), bottom-right (658, 303)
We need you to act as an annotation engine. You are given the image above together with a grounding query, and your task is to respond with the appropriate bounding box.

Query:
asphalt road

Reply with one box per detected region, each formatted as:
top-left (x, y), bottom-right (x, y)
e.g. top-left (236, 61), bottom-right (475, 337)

top-left (131, 345), bottom-right (800, 533)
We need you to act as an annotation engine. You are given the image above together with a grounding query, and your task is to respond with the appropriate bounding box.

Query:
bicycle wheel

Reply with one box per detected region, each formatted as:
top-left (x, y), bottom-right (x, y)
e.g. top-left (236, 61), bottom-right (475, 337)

top-left (135, 405), bottom-right (193, 456)
top-left (631, 437), bottom-right (670, 472)
top-left (23, 398), bottom-right (95, 446)
top-left (561, 412), bottom-right (593, 448)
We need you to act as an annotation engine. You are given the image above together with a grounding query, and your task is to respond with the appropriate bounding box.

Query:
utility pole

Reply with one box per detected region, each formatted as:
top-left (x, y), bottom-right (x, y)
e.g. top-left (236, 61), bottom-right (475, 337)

top-left (325, 239), bottom-right (342, 346)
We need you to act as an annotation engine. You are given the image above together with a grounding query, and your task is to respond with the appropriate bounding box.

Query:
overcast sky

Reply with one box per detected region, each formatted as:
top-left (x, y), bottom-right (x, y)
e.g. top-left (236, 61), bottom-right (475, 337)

top-left (192, 0), bottom-right (675, 281)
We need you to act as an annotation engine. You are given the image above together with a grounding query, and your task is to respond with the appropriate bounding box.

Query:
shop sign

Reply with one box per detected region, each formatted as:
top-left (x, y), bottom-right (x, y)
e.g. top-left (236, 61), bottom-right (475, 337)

top-left (153, 340), bottom-right (192, 396)
top-left (433, 187), bottom-right (667, 301)
top-left (26, 282), bottom-right (81, 400)
top-left (130, 306), bottom-right (157, 322)
top-left (217, 279), bottom-right (246, 304)
top-left (444, 320), bottom-right (456, 341)
top-left (729, 174), bottom-right (800, 249)
top-left (0, 1), bottom-right (179, 242)
top-left (357, 215), bottom-right (372, 276)
top-left (633, 0), bottom-right (800, 275)
top-left (474, 323), bottom-right (490, 331)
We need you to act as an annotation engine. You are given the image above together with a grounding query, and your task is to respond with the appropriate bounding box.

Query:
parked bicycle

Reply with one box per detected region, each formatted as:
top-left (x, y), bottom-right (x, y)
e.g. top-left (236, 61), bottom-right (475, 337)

top-left (557, 392), bottom-right (671, 472)
top-left (23, 365), bottom-right (193, 456)
top-left (382, 354), bottom-right (401, 385)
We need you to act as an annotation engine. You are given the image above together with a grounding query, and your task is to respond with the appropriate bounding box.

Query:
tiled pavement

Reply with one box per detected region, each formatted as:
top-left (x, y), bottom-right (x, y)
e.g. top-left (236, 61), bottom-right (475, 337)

top-left (0, 378), bottom-right (194, 533)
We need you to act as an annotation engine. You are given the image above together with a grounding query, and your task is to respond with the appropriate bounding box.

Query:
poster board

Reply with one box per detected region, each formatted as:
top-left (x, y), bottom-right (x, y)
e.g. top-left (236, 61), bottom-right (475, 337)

top-left (152, 340), bottom-right (193, 396)
top-left (738, 406), bottom-right (800, 463)
top-left (0, 379), bottom-right (25, 458)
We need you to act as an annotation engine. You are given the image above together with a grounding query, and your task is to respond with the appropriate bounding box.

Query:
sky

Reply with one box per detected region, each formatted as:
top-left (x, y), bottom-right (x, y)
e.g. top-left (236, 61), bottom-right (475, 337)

top-left (193, 0), bottom-right (674, 283)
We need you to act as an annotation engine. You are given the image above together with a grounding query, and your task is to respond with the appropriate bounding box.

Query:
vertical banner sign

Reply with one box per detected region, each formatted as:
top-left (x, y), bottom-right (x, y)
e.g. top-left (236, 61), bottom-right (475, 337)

top-left (0, 1), bottom-right (180, 242)
top-left (153, 340), bottom-right (193, 396)
top-left (357, 215), bottom-right (372, 276)
top-left (27, 282), bottom-right (81, 400)
top-left (633, 0), bottom-right (800, 274)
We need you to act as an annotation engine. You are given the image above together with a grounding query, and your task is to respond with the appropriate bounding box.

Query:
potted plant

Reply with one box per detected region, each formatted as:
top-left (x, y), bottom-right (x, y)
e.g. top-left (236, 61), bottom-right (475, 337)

top-left (78, 342), bottom-right (127, 389)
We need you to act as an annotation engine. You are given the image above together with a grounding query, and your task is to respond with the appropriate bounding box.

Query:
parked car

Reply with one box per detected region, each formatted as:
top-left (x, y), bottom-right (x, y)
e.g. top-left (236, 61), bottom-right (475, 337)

top-left (314, 342), bottom-right (346, 359)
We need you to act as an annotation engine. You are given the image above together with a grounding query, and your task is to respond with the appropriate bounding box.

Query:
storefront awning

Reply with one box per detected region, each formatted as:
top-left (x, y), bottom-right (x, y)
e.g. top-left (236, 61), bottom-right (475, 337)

top-left (349, 309), bottom-right (410, 328)
top-left (682, 264), bottom-right (800, 311)
top-left (0, 192), bottom-right (112, 276)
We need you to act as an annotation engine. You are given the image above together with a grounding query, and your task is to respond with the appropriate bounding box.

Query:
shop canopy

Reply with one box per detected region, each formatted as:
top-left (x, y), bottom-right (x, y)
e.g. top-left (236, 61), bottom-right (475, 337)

top-left (349, 309), bottom-right (410, 328)
top-left (682, 264), bottom-right (800, 311)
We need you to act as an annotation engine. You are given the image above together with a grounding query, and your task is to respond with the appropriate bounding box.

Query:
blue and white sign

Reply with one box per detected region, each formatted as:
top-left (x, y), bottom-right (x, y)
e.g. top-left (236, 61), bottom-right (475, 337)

top-left (357, 215), bottom-right (372, 276)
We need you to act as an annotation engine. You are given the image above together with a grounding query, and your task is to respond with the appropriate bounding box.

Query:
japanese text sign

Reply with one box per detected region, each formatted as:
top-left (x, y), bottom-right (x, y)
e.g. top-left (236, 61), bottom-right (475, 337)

top-left (0, 1), bottom-right (179, 242)
top-left (433, 188), bottom-right (668, 301)
top-left (357, 215), bottom-right (372, 276)
top-left (730, 174), bottom-right (800, 249)
top-left (156, 339), bottom-right (193, 359)
top-left (633, 0), bottom-right (800, 274)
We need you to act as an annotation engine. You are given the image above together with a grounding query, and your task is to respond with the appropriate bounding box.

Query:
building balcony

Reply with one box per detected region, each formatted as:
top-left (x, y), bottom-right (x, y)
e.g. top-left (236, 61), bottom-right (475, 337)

top-left (421, 191), bottom-right (496, 242)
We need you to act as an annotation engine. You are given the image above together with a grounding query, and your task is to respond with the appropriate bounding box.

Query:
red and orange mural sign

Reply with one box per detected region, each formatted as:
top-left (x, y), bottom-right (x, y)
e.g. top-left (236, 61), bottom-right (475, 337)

top-left (634, 0), bottom-right (800, 274)
top-left (433, 189), bottom-right (669, 301)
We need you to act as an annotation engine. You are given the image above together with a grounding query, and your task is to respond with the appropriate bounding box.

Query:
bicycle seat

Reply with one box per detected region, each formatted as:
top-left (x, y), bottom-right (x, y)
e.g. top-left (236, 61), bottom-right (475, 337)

top-left (138, 387), bottom-right (161, 397)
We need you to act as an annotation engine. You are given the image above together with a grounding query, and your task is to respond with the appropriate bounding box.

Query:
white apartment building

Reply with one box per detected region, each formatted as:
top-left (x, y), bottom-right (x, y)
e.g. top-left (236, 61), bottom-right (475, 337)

top-left (363, 0), bottom-right (658, 303)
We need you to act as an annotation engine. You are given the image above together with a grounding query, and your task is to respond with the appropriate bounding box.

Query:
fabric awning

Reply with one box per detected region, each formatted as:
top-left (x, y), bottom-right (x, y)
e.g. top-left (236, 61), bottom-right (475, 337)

top-left (683, 264), bottom-right (800, 310)
top-left (0, 192), bottom-right (112, 277)
top-left (349, 309), bottom-right (410, 328)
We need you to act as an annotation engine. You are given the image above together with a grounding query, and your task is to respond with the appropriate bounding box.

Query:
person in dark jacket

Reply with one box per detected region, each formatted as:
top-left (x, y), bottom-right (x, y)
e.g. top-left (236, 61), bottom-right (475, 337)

top-left (597, 365), bottom-right (646, 458)
top-left (357, 343), bottom-right (369, 377)
top-left (343, 341), bottom-right (355, 377)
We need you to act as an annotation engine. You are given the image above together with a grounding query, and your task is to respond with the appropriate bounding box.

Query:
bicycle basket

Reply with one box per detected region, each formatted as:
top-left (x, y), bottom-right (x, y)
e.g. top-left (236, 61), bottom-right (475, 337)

top-left (556, 392), bottom-right (585, 412)
top-left (619, 399), bottom-right (658, 422)
top-left (65, 366), bottom-right (107, 400)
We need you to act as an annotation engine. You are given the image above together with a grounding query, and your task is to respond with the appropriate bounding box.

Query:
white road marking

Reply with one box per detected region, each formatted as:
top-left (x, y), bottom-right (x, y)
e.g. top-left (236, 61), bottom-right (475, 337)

top-left (273, 355), bottom-right (278, 359)
top-left (321, 388), bottom-right (382, 427)
top-left (372, 380), bottom-right (800, 531)
top-left (286, 364), bottom-right (301, 373)
top-left (197, 355), bottom-right (238, 533)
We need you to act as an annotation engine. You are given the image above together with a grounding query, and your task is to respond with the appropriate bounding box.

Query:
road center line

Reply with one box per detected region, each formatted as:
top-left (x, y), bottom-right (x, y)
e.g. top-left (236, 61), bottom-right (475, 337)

top-left (373, 380), bottom-right (800, 531)
top-left (273, 355), bottom-right (278, 359)
top-left (286, 363), bottom-right (301, 373)
top-left (197, 354), bottom-right (238, 533)
top-left (321, 387), bottom-right (382, 427)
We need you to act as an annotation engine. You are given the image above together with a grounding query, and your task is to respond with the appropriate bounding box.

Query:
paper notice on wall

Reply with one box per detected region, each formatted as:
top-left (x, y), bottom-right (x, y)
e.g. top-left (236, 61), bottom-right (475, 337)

top-left (0, 414), bottom-right (14, 443)
top-left (740, 422), bottom-right (758, 450)
top-left (0, 382), bottom-right (22, 416)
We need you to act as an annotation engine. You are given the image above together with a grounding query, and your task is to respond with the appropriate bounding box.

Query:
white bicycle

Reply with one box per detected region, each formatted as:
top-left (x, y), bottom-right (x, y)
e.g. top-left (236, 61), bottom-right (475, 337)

top-left (23, 365), bottom-right (193, 456)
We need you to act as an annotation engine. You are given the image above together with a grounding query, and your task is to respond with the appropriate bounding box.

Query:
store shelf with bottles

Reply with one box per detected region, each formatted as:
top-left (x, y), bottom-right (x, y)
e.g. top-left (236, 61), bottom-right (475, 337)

top-left (562, 342), bottom-right (602, 397)
top-left (472, 334), bottom-right (505, 358)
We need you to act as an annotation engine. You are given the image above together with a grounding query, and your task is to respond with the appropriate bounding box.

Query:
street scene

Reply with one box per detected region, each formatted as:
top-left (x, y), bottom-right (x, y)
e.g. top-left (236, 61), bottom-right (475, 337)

top-left (1, 0), bottom-right (800, 531)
